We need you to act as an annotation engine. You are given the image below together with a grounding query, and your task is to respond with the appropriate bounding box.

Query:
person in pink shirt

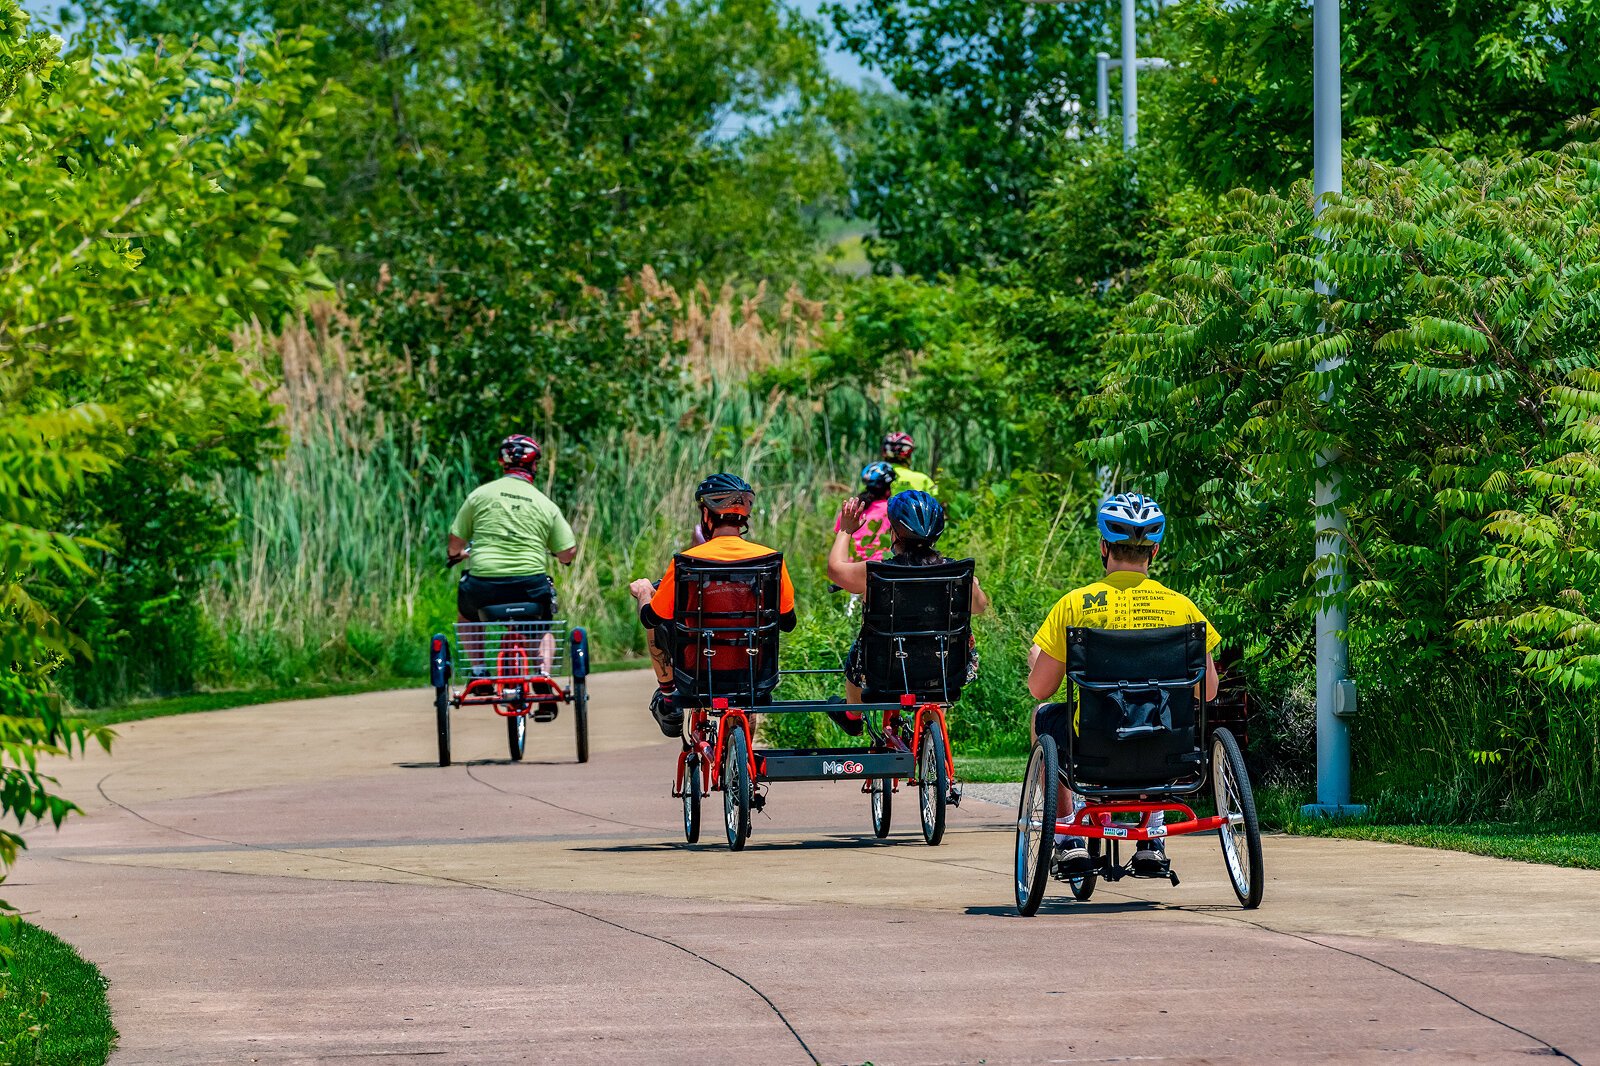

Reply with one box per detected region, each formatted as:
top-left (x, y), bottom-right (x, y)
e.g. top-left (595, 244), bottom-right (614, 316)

top-left (836, 462), bottom-right (896, 562)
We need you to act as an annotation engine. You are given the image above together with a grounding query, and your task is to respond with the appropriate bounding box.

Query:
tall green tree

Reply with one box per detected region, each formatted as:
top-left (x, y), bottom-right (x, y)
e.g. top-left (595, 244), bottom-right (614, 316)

top-left (92, 0), bottom-right (850, 283)
top-left (3, 5), bottom-right (331, 702)
top-left (827, 0), bottom-right (1123, 274)
top-left (96, 0), bottom-right (851, 449)
top-left (1083, 140), bottom-right (1600, 814)
top-left (1149, 0), bottom-right (1600, 193)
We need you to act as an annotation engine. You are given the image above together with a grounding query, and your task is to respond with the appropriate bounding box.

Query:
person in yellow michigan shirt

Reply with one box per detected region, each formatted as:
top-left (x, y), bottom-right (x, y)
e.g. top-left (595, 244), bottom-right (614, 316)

top-left (1026, 493), bottom-right (1220, 879)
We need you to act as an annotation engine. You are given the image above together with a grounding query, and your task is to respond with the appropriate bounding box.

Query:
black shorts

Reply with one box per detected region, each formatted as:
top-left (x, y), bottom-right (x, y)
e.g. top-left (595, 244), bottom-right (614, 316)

top-left (457, 573), bottom-right (557, 622)
top-left (1034, 701), bottom-right (1075, 750)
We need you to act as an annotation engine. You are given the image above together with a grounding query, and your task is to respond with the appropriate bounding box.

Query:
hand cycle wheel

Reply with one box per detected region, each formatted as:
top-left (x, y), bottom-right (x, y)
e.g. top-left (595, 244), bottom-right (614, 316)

top-left (1070, 838), bottom-right (1100, 901)
top-left (434, 685), bottom-right (452, 767)
top-left (1015, 734), bottom-right (1059, 916)
top-left (572, 675), bottom-right (589, 764)
top-left (1212, 726), bottom-right (1265, 909)
top-left (722, 720), bottom-right (752, 851)
top-left (507, 709), bottom-right (527, 761)
top-left (870, 776), bottom-right (892, 839)
top-left (682, 750), bottom-right (702, 844)
top-left (918, 716), bottom-right (950, 846)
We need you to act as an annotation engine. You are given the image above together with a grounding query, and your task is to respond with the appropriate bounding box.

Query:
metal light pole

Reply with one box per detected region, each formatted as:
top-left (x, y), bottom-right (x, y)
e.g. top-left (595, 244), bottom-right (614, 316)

top-left (1032, 0), bottom-right (1145, 146)
top-left (1097, 51), bottom-right (1111, 125)
top-left (1120, 0), bottom-right (1136, 148)
top-left (1304, 0), bottom-right (1362, 817)
top-left (1096, 54), bottom-right (1171, 131)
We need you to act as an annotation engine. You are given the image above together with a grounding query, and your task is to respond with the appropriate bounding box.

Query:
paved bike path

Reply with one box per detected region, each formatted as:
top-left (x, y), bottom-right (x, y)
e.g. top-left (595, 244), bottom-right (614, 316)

top-left (11, 674), bottom-right (1600, 1064)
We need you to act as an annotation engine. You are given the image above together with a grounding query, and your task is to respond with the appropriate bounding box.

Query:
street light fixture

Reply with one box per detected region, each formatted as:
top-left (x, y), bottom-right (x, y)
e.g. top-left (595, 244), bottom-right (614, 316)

top-left (1095, 52), bottom-right (1170, 135)
top-left (1027, 0), bottom-right (1140, 149)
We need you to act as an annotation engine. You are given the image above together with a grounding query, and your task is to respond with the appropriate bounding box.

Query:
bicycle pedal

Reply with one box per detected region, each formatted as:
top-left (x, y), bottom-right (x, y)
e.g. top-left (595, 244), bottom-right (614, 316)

top-left (751, 793), bottom-right (767, 812)
top-left (947, 787), bottom-right (962, 807)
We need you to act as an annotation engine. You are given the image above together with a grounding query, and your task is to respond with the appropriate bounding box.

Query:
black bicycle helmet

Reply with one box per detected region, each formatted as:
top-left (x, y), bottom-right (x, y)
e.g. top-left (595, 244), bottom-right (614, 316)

top-left (887, 489), bottom-right (945, 541)
top-left (695, 472), bottom-right (754, 519)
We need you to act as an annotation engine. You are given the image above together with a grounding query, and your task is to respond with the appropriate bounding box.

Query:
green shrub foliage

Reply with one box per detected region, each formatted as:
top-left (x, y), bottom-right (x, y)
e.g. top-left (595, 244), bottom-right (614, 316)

top-left (1085, 139), bottom-right (1600, 815)
top-left (2, 5), bottom-right (329, 704)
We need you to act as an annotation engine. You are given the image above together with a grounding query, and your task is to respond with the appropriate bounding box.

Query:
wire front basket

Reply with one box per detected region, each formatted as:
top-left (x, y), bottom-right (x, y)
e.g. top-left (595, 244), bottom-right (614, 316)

top-left (453, 620), bottom-right (570, 680)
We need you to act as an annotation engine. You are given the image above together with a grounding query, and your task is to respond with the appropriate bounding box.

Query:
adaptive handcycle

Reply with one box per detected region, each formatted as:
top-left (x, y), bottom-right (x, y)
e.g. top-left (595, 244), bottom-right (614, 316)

top-left (665, 553), bottom-right (976, 851)
top-left (429, 602), bottom-right (591, 767)
top-left (1014, 623), bottom-right (1265, 915)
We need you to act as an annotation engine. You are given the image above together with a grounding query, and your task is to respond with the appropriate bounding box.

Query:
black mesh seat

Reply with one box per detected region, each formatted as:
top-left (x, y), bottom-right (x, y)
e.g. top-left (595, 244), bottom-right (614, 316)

top-left (1063, 623), bottom-right (1209, 797)
top-left (669, 553), bottom-right (784, 708)
top-left (859, 559), bottom-right (975, 704)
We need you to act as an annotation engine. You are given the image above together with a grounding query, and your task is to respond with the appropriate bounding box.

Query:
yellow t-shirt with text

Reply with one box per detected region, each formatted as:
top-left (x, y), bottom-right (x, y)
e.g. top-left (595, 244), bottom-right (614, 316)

top-left (1033, 571), bottom-right (1220, 700)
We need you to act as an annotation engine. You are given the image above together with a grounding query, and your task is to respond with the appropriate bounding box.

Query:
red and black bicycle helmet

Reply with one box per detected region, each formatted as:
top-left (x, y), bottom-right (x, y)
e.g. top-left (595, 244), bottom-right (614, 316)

top-left (695, 472), bottom-right (754, 521)
top-left (882, 431), bottom-right (915, 462)
top-left (498, 434), bottom-right (542, 473)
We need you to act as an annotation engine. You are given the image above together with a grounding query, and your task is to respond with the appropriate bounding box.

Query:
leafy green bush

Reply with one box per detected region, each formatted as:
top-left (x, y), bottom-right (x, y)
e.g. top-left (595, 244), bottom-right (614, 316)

top-left (1, 10), bottom-right (332, 705)
top-left (1084, 139), bottom-right (1600, 817)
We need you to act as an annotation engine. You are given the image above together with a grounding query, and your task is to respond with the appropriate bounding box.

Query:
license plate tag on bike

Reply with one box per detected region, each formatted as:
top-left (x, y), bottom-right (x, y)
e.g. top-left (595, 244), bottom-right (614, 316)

top-left (1103, 826), bottom-right (1128, 838)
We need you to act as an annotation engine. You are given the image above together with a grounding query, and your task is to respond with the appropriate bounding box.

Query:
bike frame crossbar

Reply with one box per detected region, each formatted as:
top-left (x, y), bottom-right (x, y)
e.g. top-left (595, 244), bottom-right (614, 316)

top-left (1053, 801), bottom-right (1236, 841)
top-left (756, 748), bottom-right (914, 781)
top-left (732, 698), bottom-right (908, 715)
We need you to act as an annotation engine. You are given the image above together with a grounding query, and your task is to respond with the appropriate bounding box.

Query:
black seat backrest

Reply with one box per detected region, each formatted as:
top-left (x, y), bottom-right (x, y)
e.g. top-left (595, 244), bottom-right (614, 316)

top-left (1064, 623), bottom-right (1208, 791)
top-left (478, 601), bottom-right (553, 624)
top-left (860, 559), bottom-right (975, 704)
top-left (669, 552), bottom-right (783, 706)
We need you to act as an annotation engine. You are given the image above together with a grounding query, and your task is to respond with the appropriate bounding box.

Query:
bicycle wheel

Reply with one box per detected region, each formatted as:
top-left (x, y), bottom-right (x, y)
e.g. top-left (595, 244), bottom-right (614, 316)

top-left (572, 675), bottom-right (589, 764)
top-left (682, 752), bottom-right (702, 844)
top-left (434, 686), bottom-right (451, 767)
top-left (507, 710), bottom-right (527, 761)
top-left (722, 721), bottom-right (752, 851)
top-left (918, 717), bottom-right (950, 846)
top-left (1015, 735), bottom-right (1059, 916)
top-left (870, 777), bottom-right (892, 839)
top-left (1212, 726), bottom-right (1265, 909)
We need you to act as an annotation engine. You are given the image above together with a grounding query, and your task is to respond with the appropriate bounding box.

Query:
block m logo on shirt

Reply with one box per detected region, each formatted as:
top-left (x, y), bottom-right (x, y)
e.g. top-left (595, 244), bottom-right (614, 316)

top-left (1082, 590), bottom-right (1108, 609)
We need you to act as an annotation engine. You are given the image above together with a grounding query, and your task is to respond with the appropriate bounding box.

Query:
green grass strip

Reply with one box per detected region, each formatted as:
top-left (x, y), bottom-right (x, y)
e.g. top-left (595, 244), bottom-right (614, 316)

top-left (955, 754), bottom-right (1029, 783)
top-left (0, 921), bottom-right (116, 1065)
top-left (1285, 822), bottom-right (1600, 871)
top-left (77, 662), bottom-right (646, 728)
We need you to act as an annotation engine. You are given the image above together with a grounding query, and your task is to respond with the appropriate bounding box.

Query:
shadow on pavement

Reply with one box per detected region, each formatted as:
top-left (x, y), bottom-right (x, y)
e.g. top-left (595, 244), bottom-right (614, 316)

top-left (964, 899), bottom-right (1161, 918)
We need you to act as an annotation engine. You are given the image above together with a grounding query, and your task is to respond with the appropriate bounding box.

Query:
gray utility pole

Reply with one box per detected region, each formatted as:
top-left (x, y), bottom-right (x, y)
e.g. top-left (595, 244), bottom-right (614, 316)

top-left (1120, 0), bottom-right (1137, 148)
top-left (1304, 0), bottom-right (1362, 817)
top-left (1096, 52), bottom-right (1171, 133)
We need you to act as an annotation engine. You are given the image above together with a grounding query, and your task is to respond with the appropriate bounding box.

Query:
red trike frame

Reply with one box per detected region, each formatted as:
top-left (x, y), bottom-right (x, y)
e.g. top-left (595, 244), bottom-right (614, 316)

top-left (1056, 800), bottom-right (1231, 843)
top-left (672, 693), bottom-right (956, 802)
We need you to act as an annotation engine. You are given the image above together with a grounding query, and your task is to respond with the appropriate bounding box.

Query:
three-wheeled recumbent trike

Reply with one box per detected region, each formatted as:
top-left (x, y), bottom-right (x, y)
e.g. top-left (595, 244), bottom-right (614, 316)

top-left (429, 602), bottom-right (591, 767)
top-left (663, 552), bottom-right (976, 850)
top-left (1014, 622), bottom-right (1265, 914)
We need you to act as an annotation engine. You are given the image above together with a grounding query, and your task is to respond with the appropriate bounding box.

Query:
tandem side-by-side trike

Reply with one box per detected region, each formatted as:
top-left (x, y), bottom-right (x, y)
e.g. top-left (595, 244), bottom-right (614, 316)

top-left (662, 553), bottom-right (977, 851)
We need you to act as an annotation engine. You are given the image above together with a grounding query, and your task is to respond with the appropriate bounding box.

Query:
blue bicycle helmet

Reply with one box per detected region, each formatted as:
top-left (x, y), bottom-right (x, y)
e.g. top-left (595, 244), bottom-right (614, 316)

top-left (1097, 492), bottom-right (1166, 545)
top-left (861, 461), bottom-right (897, 491)
top-left (887, 489), bottom-right (945, 541)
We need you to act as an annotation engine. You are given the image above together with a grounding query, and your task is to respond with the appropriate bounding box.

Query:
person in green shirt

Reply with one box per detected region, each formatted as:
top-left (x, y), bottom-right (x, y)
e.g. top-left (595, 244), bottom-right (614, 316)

top-left (881, 430), bottom-right (937, 496)
top-left (447, 435), bottom-right (578, 627)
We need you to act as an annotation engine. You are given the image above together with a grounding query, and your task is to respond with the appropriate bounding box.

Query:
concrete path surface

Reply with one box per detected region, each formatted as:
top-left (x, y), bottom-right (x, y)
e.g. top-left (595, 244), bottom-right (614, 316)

top-left (11, 672), bottom-right (1600, 1065)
